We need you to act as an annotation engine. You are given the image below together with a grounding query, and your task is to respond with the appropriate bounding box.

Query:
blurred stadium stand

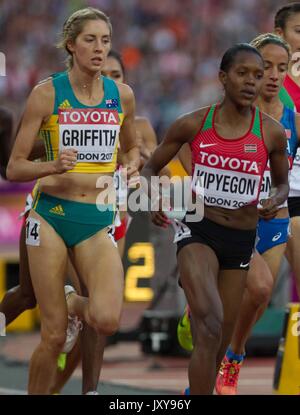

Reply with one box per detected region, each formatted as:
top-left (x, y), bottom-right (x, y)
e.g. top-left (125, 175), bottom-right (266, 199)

top-left (0, 0), bottom-right (291, 136)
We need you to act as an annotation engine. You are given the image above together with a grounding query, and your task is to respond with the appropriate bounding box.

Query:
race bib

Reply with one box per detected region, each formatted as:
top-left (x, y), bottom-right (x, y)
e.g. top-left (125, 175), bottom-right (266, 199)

top-left (292, 148), bottom-right (300, 166)
top-left (258, 166), bottom-right (289, 209)
top-left (113, 168), bottom-right (128, 208)
top-left (258, 169), bottom-right (271, 207)
top-left (59, 108), bottom-right (120, 163)
top-left (289, 147), bottom-right (300, 196)
top-left (192, 164), bottom-right (261, 209)
top-left (25, 217), bottom-right (40, 246)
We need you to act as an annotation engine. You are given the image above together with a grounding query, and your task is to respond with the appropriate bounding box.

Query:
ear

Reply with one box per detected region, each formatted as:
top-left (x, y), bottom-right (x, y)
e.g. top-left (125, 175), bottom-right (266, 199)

top-left (219, 70), bottom-right (227, 87)
top-left (274, 27), bottom-right (284, 37)
top-left (66, 39), bottom-right (75, 54)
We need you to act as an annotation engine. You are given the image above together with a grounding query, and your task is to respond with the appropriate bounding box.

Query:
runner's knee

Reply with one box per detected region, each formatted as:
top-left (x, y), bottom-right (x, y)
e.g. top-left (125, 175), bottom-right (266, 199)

top-left (192, 304), bottom-right (223, 345)
top-left (247, 277), bottom-right (273, 306)
top-left (41, 328), bottom-right (67, 354)
top-left (88, 306), bottom-right (120, 336)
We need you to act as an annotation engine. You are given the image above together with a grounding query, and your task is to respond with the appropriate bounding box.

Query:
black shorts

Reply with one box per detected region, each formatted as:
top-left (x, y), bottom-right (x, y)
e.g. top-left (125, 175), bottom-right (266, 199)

top-left (176, 216), bottom-right (256, 270)
top-left (288, 197), bottom-right (300, 218)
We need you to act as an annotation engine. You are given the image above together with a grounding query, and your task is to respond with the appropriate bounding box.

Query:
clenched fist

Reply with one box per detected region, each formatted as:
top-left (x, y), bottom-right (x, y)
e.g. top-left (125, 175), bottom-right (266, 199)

top-left (53, 149), bottom-right (78, 174)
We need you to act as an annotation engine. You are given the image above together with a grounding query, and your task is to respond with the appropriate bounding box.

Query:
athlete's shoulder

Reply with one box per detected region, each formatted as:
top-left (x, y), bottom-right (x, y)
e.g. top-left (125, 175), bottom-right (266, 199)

top-left (260, 110), bottom-right (286, 152)
top-left (115, 81), bottom-right (134, 100)
top-left (261, 110), bottom-right (285, 135)
top-left (37, 71), bottom-right (65, 86)
top-left (163, 106), bottom-right (210, 144)
top-left (114, 82), bottom-right (134, 113)
top-left (134, 116), bottom-right (157, 146)
top-left (23, 79), bottom-right (55, 119)
top-left (35, 71), bottom-right (66, 92)
top-left (115, 83), bottom-right (135, 117)
top-left (186, 105), bottom-right (211, 117)
top-left (32, 77), bottom-right (54, 98)
top-left (174, 106), bottom-right (211, 132)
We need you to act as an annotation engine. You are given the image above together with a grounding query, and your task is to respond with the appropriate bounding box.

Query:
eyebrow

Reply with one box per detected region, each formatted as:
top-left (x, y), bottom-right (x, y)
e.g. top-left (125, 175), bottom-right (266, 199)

top-left (264, 59), bottom-right (288, 65)
top-left (236, 65), bottom-right (263, 70)
top-left (84, 34), bottom-right (111, 38)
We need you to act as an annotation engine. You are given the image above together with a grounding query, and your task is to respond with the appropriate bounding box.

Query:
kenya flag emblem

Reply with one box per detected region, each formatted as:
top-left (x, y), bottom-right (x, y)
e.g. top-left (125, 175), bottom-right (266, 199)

top-left (244, 144), bottom-right (257, 153)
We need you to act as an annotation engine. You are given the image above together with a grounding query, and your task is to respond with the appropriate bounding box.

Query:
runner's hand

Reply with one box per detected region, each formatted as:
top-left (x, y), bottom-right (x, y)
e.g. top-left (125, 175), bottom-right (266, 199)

top-left (151, 211), bottom-right (172, 228)
top-left (258, 198), bottom-right (279, 220)
top-left (53, 149), bottom-right (78, 174)
top-left (151, 193), bottom-right (172, 228)
top-left (139, 147), bottom-right (152, 160)
top-left (124, 163), bottom-right (140, 188)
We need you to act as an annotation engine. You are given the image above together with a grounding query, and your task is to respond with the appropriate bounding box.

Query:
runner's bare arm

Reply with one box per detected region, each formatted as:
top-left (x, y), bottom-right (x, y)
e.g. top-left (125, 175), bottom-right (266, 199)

top-left (6, 82), bottom-right (77, 182)
top-left (260, 118), bottom-right (289, 219)
top-left (28, 139), bottom-right (46, 161)
top-left (1, 113), bottom-right (47, 177)
top-left (135, 116), bottom-right (156, 160)
top-left (12, 116), bottom-right (46, 161)
top-left (135, 116), bottom-right (170, 176)
top-left (177, 143), bottom-right (192, 176)
top-left (142, 111), bottom-right (201, 182)
top-left (118, 84), bottom-right (140, 177)
top-left (141, 112), bottom-right (200, 227)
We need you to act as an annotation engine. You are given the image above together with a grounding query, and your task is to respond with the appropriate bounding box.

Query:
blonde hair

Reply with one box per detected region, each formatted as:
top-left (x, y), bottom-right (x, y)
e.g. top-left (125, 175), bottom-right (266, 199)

top-left (250, 33), bottom-right (291, 60)
top-left (57, 7), bottom-right (112, 69)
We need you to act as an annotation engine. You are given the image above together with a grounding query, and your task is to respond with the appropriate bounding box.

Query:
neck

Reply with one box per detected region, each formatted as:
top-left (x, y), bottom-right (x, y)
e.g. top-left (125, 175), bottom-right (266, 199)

top-left (69, 65), bottom-right (102, 96)
top-left (219, 97), bottom-right (252, 124)
top-left (255, 95), bottom-right (283, 119)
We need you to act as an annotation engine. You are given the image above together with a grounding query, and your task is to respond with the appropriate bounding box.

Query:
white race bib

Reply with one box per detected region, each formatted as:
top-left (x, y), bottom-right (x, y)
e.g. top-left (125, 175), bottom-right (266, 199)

top-left (258, 169), bottom-right (288, 209)
top-left (192, 164), bottom-right (261, 209)
top-left (59, 108), bottom-right (120, 163)
top-left (289, 148), bottom-right (300, 197)
top-left (25, 217), bottom-right (40, 246)
top-left (113, 167), bottom-right (128, 208)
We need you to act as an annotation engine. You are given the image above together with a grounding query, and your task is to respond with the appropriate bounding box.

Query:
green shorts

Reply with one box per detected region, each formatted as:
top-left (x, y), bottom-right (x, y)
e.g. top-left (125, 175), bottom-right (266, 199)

top-left (32, 192), bottom-right (115, 247)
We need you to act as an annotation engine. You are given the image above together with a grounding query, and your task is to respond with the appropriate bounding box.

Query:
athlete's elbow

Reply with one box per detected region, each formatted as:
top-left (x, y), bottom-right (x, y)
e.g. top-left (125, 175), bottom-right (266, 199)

top-left (285, 183), bottom-right (290, 199)
top-left (6, 160), bottom-right (19, 182)
top-left (281, 182), bottom-right (290, 196)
